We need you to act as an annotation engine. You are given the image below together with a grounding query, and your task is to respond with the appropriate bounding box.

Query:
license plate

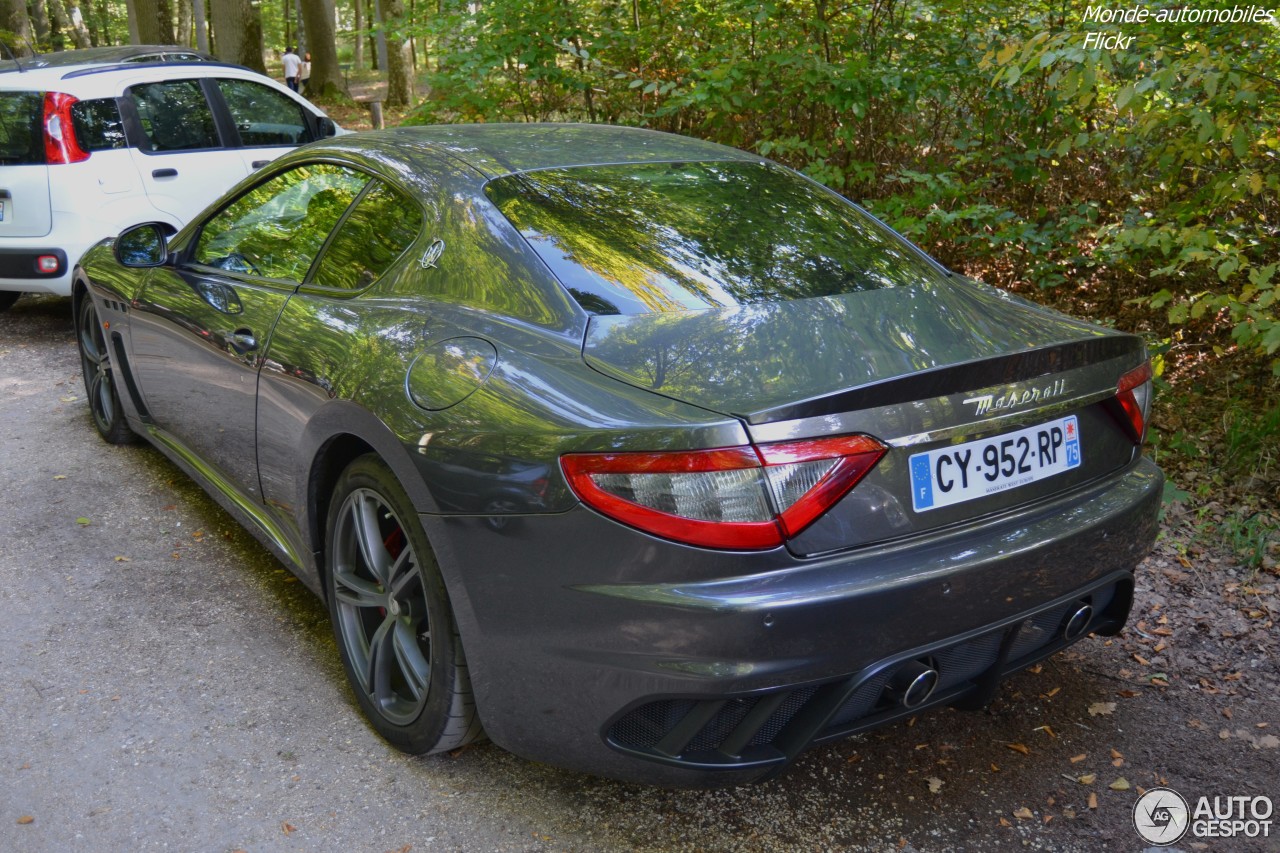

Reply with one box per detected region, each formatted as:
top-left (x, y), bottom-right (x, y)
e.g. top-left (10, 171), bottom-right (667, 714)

top-left (909, 415), bottom-right (1081, 512)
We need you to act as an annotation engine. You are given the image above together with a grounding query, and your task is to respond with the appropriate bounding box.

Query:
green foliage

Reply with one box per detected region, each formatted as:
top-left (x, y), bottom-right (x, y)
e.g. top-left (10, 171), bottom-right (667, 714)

top-left (402, 0), bottom-right (1278, 371)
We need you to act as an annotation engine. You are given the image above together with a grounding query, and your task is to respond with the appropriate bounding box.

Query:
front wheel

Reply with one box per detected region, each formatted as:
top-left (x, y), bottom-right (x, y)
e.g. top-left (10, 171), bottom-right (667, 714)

top-left (325, 454), bottom-right (482, 754)
top-left (76, 295), bottom-right (136, 444)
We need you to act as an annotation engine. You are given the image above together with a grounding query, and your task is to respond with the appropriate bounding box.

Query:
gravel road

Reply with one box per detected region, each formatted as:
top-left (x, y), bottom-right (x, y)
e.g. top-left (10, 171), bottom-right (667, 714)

top-left (2, 294), bottom-right (1276, 853)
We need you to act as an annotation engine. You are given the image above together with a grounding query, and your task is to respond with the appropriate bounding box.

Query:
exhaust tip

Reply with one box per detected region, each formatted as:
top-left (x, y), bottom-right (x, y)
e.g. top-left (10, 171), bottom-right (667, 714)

top-left (1062, 602), bottom-right (1094, 640)
top-left (890, 659), bottom-right (940, 709)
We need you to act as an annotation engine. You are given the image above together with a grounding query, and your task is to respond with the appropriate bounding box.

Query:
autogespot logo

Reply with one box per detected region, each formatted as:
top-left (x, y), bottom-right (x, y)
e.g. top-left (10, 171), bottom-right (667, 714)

top-left (1133, 787), bottom-right (1190, 846)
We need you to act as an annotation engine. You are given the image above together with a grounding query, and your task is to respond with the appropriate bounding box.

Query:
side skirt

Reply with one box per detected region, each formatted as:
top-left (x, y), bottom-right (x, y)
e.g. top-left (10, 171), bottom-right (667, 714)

top-left (143, 426), bottom-right (324, 597)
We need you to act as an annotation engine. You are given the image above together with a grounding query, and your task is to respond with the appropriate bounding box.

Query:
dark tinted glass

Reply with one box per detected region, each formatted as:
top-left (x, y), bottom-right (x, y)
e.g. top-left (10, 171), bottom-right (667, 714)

top-left (312, 181), bottom-right (423, 290)
top-left (217, 79), bottom-right (312, 147)
top-left (487, 161), bottom-right (944, 315)
top-left (194, 163), bottom-right (369, 282)
top-left (0, 92), bottom-right (43, 165)
top-left (71, 98), bottom-right (126, 151)
top-left (129, 80), bottom-right (219, 152)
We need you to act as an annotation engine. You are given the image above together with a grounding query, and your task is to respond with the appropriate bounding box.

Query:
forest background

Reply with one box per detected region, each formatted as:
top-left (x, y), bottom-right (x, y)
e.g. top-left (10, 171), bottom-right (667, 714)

top-left (3, 0), bottom-right (1277, 570)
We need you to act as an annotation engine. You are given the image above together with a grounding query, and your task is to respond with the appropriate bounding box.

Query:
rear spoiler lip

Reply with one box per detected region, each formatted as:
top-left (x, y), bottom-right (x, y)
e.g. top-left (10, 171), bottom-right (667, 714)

top-left (744, 334), bottom-right (1145, 426)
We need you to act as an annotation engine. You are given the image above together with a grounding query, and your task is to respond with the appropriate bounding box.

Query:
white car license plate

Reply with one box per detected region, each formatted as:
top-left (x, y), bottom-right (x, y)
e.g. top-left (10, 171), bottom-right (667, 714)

top-left (909, 415), bottom-right (1081, 512)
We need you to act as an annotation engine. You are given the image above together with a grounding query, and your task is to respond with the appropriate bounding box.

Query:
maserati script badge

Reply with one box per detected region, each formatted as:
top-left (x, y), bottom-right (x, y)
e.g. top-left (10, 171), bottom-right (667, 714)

top-left (963, 378), bottom-right (1068, 416)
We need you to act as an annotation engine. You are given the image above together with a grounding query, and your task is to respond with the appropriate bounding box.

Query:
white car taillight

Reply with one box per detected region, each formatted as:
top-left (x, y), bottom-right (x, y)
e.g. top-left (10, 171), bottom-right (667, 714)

top-left (43, 92), bottom-right (90, 165)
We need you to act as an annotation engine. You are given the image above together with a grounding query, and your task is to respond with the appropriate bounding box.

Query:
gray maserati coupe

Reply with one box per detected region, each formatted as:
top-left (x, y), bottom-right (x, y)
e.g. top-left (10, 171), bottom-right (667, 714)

top-left (74, 124), bottom-right (1162, 786)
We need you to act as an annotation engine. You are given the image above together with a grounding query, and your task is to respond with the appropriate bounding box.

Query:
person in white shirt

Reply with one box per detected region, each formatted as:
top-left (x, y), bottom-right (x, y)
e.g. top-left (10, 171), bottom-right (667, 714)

top-left (282, 46), bottom-right (302, 92)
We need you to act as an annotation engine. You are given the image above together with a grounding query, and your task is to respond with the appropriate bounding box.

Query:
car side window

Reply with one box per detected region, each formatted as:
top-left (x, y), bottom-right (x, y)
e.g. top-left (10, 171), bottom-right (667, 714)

top-left (193, 163), bottom-right (370, 282)
top-left (217, 79), bottom-right (313, 147)
top-left (71, 98), bottom-right (126, 151)
top-left (128, 80), bottom-right (219, 152)
top-left (310, 180), bottom-right (424, 290)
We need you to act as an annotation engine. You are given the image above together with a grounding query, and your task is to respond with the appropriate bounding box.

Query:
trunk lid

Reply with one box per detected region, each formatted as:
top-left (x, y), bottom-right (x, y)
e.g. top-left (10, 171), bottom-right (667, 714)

top-left (583, 278), bottom-right (1148, 555)
top-left (0, 92), bottom-right (54, 238)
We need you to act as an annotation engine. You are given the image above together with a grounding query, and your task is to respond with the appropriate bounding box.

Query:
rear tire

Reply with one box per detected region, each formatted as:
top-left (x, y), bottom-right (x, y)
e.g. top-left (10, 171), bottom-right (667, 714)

top-left (0, 291), bottom-right (20, 312)
top-left (76, 296), bottom-right (136, 445)
top-left (324, 454), bottom-right (482, 754)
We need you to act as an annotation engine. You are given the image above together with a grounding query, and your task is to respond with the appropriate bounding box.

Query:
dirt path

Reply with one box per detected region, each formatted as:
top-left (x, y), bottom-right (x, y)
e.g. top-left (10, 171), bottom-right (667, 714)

top-left (1, 293), bottom-right (1276, 852)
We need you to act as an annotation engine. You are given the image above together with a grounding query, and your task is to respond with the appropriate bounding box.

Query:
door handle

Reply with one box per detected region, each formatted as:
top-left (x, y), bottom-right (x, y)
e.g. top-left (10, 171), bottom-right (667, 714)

top-left (251, 159), bottom-right (270, 169)
top-left (152, 168), bottom-right (178, 178)
top-left (226, 329), bottom-right (258, 355)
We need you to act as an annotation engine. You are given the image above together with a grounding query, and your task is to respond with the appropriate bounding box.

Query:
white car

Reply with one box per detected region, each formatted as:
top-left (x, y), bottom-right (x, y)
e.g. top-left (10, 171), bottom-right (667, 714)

top-left (0, 45), bottom-right (340, 311)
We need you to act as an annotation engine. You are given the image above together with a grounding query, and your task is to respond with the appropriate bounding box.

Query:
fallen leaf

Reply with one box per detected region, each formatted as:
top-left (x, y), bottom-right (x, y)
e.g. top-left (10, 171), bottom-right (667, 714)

top-left (1088, 792), bottom-right (1098, 810)
top-left (1133, 653), bottom-right (1150, 666)
top-left (52, 475), bottom-right (66, 480)
top-left (114, 556), bottom-right (131, 562)
top-left (1045, 687), bottom-right (1061, 698)
top-left (1112, 757), bottom-right (1125, 767)
top-left (1220, 728), bottom-right (1232, 740)
top-left (1078, 773), bottom-right (1096, 784)
top-left (1012, 807), bottom-right (1034, 819)
top-left (1006, 742), bottom-right (1030, 755)
top-left (1036, 725), bottom-right (1057, 738)
top-left (281, 821), bottom-right (296, 835)
top-left (1109, 778), bottom-right (1131, 791)
top-left (16, 816), bottom-right (34, 825)
top-left (1070, 753), bottom-right (1087, 763)
top-left (990, 763), bottom-right (1000, 772)
top-left (926, 776), bottom-right (943, 794)
top-left (1117, 689), bottom-right (1139, 698)
top-left (1088, 702), bottom-right (1116, 716)
top-left (1257, 735), bottom-right (1279, 749)
top-left (59, 394), bottom-right (78, 402)
top-left (1110, 748), bottom-right (1123, 759)
top-left (75, 517), bottom-right (91, 526)
top-left (1223, 707), bottom-right (1234, 720)
top-left (999, 817), bottom-right (1011, 827)
top-left (1043, 815), bottom-right (1053, 824)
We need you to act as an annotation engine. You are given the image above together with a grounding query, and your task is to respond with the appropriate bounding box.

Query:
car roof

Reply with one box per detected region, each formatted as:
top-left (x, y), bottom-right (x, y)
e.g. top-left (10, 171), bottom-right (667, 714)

top-left (0, 45), bottom-right (214, 73)
top-left (310, 123), bottom-right (762, 180)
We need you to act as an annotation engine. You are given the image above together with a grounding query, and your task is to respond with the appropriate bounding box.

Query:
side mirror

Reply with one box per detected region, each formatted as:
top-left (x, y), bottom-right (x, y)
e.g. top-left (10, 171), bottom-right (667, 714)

top-left (115, 223), bottom-right (169, 268)
top-left (317, 116), bottom-right (338, 138)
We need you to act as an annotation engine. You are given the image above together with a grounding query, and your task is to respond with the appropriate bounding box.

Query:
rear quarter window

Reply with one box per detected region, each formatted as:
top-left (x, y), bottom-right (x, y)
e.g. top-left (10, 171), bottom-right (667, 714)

top-left (71, 98), bottom-right (126, 151)
top-left (0, 92), bottom-right (43, 165)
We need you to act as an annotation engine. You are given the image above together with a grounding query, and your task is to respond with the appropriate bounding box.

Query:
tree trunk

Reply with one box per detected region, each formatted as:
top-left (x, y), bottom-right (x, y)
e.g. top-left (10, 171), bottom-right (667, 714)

top-left (176, 0), bottom-right (192, 47)
top-left (63, 0), bottom-right (90, 47)
top-left (298, 0), bottom-right (342, 95)
top-left (209, 0), bottom-right (265, 72)
top-left (128, 0), bottom-right (175, 44)
top-left (192, 0), bottom-right (207, 51)
top-left (31, 0), bottom-right (51, 46)
top-left (372, 0), bottom-right (387, 72)
top-left (352, 0), bottom-right (362, 69)
top-left (380, 0), bottom-right (412, 107)
top-left (3, 0), bottom-right (35, 53)
top-left (48, 0), bottom-right (88, 49)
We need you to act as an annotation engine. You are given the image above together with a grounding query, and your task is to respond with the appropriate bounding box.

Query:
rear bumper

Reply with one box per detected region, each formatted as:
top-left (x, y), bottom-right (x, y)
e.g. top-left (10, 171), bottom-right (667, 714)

top-left (423, 456), bottom-right (1162, 787)
top-left (0, 248), bottom-right (70, 291)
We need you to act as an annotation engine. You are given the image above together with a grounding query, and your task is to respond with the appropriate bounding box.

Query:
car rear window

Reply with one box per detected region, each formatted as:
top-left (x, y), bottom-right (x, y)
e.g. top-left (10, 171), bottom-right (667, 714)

top-left (0, 91), bottom-right (43, 165)
top-left (485, 160), bottom-right (944, 316)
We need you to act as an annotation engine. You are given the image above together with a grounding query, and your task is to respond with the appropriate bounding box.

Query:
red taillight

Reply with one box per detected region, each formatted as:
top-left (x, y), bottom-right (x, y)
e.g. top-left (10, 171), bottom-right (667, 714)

top-left (561, 435), bottom-right (886, 550)
top-left (42, 92), bottom-right (89, 164)
top-left (36, 255), bottom-right (61, 273)
top-left (1116, 361), bottom-right (1153, 442)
